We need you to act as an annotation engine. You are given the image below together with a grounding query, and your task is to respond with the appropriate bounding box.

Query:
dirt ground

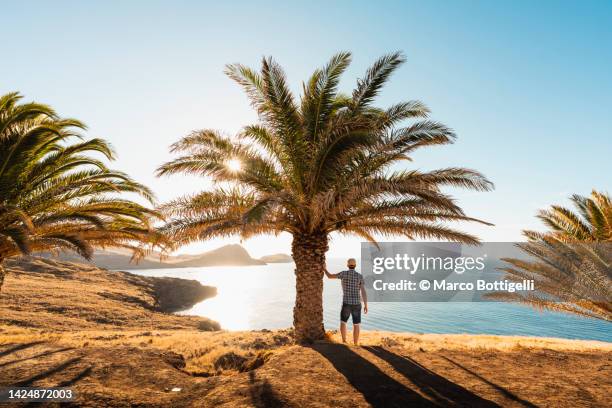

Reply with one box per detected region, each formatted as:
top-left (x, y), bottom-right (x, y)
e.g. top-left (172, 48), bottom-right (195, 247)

top-left (0, 335), bottom-right (610, 407)
top-left (0, 257), bottom-right (610, 407)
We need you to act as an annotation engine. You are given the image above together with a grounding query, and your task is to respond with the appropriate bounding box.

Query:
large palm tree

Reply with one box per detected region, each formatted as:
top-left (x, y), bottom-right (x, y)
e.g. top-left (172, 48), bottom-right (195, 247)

top-left (492, 191), bottom-right (611, 320)
top-left (157, 52), bottom-right (493, 342)
top-left (0, 92), bottom-right (160, 291)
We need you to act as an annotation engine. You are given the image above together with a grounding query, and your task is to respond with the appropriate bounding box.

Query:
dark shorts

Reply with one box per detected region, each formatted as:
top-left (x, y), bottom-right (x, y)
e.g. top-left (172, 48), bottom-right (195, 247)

top-left (340, 303), bottom-right (362, 325)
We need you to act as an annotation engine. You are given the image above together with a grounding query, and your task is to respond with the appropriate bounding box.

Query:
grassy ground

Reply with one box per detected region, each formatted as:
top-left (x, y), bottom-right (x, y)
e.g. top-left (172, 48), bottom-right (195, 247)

top-left (1, 257), bottom-right (218, 331)
top-left (0, 258), bottom-right (610, 407)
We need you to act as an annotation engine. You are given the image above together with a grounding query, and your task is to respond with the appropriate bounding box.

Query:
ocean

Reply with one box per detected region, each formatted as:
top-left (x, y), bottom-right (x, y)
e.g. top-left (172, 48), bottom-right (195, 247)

top-left (129, 258), bottom-right (611, 342)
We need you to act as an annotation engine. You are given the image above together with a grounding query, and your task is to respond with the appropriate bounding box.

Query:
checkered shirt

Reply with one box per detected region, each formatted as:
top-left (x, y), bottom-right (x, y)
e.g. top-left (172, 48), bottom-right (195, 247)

top-left (338, 269), bottom-right (364, 305)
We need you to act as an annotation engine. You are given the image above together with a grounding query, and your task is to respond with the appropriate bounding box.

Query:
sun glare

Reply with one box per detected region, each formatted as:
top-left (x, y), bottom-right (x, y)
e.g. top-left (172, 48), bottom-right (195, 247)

top-left (226, 158), bottom-right (242, 172)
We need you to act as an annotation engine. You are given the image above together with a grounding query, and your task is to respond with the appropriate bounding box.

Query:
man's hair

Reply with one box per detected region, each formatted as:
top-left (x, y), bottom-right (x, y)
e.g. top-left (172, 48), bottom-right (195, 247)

top-left (347, 258), bottom-right (357, 268)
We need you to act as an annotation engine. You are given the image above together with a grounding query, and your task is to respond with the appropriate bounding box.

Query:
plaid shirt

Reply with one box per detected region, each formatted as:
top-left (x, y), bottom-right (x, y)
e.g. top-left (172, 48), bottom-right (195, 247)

top-left (338, 269), bottom-right (364, 305)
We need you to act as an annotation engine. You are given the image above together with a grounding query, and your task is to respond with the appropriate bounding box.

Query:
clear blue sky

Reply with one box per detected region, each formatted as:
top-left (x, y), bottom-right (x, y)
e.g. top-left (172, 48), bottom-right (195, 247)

top-left (2, 1), bottom-right (610, 257)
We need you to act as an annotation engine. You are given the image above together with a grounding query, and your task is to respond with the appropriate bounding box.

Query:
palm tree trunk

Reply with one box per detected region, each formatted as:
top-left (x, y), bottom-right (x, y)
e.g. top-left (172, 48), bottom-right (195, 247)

top-left (291, 233), bottom-right (329, 343)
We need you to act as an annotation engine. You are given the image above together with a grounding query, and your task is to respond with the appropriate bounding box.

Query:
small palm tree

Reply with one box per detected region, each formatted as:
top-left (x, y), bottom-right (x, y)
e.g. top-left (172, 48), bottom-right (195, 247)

top-left (495, 239), bottom-right (611, 321)
top-left (492, 191), bottom-right (612, 320)
top-left (157, 52), bottom-right (493, 342)
top-left (532, 190), bottom-right (611, 242)
top-left (0, 92), bottom-right (160, 291)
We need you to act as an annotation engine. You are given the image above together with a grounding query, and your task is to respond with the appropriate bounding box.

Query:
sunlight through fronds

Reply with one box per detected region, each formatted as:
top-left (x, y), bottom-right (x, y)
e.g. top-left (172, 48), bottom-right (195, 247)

top-left (157, 52), bottom-right (494, 248)
top-left (226, 158), bottom-right (242, 172)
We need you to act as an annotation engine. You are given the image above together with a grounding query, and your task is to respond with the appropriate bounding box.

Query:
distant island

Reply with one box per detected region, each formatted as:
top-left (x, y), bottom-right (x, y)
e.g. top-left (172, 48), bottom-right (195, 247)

top-left (36, 244), bottom-right (292, 270)
top-left (258, 253), bottom-right (294, 263)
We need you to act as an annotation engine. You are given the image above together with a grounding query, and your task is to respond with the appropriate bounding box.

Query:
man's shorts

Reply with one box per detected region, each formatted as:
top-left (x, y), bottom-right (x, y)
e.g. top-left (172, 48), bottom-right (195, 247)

top-left (340, 303), bottom-right (362, 324)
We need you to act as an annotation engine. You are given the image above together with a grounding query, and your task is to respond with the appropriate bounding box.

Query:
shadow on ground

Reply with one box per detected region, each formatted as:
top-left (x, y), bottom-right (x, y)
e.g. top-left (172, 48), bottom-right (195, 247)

top-left (0, 343), bottom-right (92, 389)
top-left (312, 343), bottom-right (435, 407)
top-left (313, 343), bottom-right (503, 408)
top-left (248, 371), bottom-right (290, 408)
top-left (440, 355), bottom-right (538, 408)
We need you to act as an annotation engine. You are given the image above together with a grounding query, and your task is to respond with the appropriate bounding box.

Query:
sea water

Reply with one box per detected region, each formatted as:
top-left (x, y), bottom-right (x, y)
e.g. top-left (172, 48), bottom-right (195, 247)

top-left (129, 259), bottom-right (611, 342)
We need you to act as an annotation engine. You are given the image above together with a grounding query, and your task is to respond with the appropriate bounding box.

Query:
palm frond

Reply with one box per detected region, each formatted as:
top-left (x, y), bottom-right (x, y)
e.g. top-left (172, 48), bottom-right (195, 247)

top-left (351, 52), bottom-right (406, 111)
top-left (159, 53), bottom-right (491, 246)
top-left (495, 191), bottom-right (612, 320)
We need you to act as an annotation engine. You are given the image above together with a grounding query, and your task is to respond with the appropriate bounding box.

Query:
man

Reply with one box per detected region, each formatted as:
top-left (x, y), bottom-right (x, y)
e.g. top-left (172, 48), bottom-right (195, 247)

top-left (325, 258), bottom-right (368, 345)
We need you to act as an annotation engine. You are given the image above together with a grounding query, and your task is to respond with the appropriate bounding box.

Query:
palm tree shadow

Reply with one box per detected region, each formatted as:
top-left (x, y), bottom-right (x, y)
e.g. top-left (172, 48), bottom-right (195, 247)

top-left (0, 342), bottom-right (46, 358)
top-left (248, 371), bottom-right (289, 408)
top-left (440, 356), bottom-right (538, 408)
top-left (363, 346), bottom-right (500, 407)
top-left (312, 343), bottom-right (437, 407)
top-left (21, 364), bottom-right (92, 408)
top-left (14, 357), bottom-right (82, 386)
top-left (0, 347), bottom-right (75, 368)
top-left (56, 365), bottom-right (92, 387)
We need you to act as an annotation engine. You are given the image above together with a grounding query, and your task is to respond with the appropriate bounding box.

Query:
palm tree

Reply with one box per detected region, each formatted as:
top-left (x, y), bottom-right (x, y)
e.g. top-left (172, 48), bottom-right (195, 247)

top-left (491, 191), bottom-right (612, 321)
top-left (0, 92), bottom-right (160, 292)
top-left (495, 238), bottom-right (611, 321)
top-left (531, 190), bottom-right (611, 242)
top-left (157, 52), bottom-right (493, 342)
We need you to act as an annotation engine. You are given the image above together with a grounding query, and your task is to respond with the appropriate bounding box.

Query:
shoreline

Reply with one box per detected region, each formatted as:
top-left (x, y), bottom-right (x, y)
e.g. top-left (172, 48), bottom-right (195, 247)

top-left (129, 262), bottom-right (611, 343)
top-left (3, 256), bottom-right (609, 344)
top-left (0, 256), bottom-right (219, 331)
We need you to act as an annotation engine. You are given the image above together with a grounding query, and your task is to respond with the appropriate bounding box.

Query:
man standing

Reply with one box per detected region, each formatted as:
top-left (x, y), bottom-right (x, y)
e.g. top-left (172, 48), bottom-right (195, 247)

top-left (325, 258), bottom-right (368, 345)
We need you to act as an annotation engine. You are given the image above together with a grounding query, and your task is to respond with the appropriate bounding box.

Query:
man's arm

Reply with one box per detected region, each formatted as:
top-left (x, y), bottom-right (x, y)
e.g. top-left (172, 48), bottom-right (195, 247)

top-left (360, 281), bottom-right (368, 314)
top-left (324, 269), bottom-right (340, 279)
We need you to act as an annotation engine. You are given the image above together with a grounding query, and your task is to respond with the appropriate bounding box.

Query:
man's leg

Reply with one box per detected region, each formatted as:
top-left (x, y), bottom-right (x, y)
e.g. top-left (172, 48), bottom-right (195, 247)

top-left (340, 304), bottom-right (350, 343)
top-left (352, 304), bottom-right (362, 345)
top-left (353, 324), bottom-right (360, 345)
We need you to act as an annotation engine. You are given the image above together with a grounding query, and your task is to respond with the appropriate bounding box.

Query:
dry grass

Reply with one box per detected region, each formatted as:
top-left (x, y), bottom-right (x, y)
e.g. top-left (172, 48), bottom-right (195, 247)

top-left (1, 257), bottom-right (218, 331)
top-left (0, 326), bottom-right (292, 375)
top-left (347, 331), bottom-right (612, 352)
top-left (2, 324), bottom-right (609, 378)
